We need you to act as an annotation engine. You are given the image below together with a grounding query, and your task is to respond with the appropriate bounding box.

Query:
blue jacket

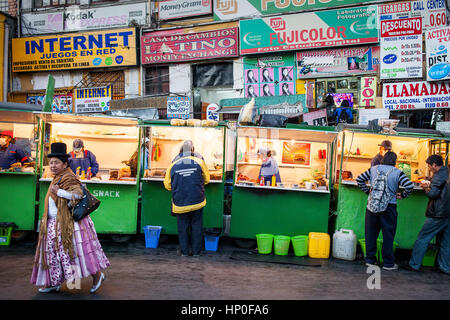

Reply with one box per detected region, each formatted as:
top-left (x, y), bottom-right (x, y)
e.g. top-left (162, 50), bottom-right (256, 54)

top-left (0, 144), bottom-right (28, 169)
top-left (68, 150), bottom-right (99, 176)
top-left (164, 152), bottom-right (210, 214)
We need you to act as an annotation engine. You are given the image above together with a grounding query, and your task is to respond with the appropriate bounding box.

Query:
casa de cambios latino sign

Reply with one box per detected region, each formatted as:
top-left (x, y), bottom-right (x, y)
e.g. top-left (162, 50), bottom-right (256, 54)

top-left (141, 27), bottom-right (239, 64)
top-left (12, 28), bottom-right (137, 72)
top-left (239, 5), bottom-right (379, 55)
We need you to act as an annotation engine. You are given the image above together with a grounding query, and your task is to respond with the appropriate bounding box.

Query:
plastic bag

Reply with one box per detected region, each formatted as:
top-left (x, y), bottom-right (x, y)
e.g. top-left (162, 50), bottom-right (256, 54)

top-left (238, 98), bottom-right (258, 125)
top-left (259, 114), bottom-right (288, 128)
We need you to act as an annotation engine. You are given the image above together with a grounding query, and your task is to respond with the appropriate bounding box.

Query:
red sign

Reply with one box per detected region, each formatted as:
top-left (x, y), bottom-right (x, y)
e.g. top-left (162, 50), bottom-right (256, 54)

top-left (380, 17), bottom-right (422, 37)
top-left (141, 27), bottom-right (239, 64)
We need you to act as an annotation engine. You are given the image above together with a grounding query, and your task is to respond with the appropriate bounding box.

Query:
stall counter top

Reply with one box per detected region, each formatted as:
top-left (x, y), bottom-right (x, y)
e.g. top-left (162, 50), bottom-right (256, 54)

top-left (142, 177), bottom-right (223, 183)
top-left (0, 171), bottom-right (35, 175)
top-left (39, 178), bottom-right (137, 185)
top-left (340, 179), bottom-right (424, 190)
top-left (235, 182), bottom-right (330, 194)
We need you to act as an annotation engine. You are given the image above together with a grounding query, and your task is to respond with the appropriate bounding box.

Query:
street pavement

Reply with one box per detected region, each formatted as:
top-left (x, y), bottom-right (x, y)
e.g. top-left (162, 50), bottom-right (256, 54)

top-left (0, 234), bottom-right (449, 300)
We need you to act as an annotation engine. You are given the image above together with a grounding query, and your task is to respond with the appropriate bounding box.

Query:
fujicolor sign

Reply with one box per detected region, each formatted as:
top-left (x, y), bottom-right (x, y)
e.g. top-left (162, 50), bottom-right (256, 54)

top-left (214, 0), bottom-right (383, 21)
top-left (239, 5), bottom-right (378, 55)
top-left (141, 27), bottom-right (238, 64)
top-left (12, 28), bottom-right (137, 72)
top-left (159, 0), bottom-right (212, 20)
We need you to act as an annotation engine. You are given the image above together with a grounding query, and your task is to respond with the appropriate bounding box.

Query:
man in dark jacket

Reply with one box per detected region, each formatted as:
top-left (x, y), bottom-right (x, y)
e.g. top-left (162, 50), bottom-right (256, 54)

top-left (407, 155), bottom-right (449, 274)
top-left (164, 140), bottom-right (210, 257)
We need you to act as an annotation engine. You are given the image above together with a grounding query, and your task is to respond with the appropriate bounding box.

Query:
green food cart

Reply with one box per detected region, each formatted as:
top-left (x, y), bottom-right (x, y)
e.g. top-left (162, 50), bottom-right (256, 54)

top-left (140, 120), bottom-right (227, 236)
top-left (229, 124), bottom-right (338, 240)
top-left (334, 125), bottom-right (450, 249)
top-left (0, 107), bottom-right (39, 232)
top-left (35, 112), bottom-right (141, 236)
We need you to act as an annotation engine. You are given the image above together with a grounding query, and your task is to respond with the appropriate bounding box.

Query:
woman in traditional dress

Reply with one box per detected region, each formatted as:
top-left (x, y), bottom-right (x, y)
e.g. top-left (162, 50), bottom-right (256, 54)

top-left (31, 142), bottom-right (109, 293)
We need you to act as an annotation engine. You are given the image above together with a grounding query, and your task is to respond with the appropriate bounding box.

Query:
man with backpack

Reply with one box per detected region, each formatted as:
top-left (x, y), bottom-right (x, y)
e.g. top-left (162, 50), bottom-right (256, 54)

top-left (356, 151), bottom-right (414, 270)
top-left (406, 155), bottom-right (449, 274)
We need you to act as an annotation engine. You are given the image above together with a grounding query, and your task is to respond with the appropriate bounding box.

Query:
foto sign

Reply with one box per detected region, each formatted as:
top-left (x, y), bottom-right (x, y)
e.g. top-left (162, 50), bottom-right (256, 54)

top-left (12, 28), bottom-right (137, 72)
top-left (239, 5), bottom-right (378, 55)
top-left (159, 0), bottom-right (212, 20)
top-left (74, 86), bottom-right (112, 113)
top-left (360, 77), bottom-right (377, 107)
top-left (426, 26), bottom-right (450, 82)
top-left (383, 81), bottom-right (450, 110)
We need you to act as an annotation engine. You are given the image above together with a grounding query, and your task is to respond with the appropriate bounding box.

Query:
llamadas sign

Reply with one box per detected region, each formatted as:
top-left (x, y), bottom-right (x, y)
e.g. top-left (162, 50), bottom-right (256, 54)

top-left (12, 28), bottom-right (136, 72)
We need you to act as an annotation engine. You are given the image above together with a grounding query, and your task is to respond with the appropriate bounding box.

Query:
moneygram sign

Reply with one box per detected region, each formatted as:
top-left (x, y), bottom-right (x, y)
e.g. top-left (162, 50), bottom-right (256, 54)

top-left (12, 28), bottom-right (137, 72)
top-left (239, 5), bottom-right (378, 55)
top-left (159, 0), bottom-right (212, 20)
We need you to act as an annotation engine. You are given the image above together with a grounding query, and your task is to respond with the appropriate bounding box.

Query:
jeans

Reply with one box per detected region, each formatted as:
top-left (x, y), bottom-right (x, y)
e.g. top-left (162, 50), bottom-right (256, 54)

top-left (365, 204), bottom-right (398, 267)
top-left (176, 208), bottom-right (203, 256)
top-left (409, 216), bottom-right (450, 273)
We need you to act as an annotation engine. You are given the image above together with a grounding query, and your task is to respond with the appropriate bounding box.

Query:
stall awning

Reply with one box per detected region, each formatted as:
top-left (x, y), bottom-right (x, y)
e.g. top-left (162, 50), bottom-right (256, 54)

top-left (34, 112), bottom-right (138, 127)
top-left (237, 126), bottom-right (338, 144)
top-left (0, 110), bottom-right (36, 124)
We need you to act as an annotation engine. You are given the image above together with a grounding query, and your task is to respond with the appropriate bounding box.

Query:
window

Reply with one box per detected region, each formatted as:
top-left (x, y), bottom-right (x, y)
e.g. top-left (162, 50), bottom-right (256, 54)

top-left (33, 0), bottom-right (80, 8)
top-left (192, 62), bottom-right (233, 88)
top-left (145, 66), bottom-right (169, 96)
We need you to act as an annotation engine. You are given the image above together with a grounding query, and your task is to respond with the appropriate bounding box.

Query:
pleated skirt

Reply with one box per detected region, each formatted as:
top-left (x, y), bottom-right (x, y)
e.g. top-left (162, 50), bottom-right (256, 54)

top-left (31, 216), bottom-right (110, 287)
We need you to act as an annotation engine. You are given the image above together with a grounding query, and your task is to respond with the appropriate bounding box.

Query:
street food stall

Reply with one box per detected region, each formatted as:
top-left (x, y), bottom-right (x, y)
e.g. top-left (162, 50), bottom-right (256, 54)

top-left (35, 113), bottom-right (141, 235)
top-left (229, 124), bottom-right (338, 239)
top-left (140, 120), bottom-right (226, 236)
top-left (0, 107), bottom-right (38, 231)
top-left (334, 127), bottom-right (450, 249)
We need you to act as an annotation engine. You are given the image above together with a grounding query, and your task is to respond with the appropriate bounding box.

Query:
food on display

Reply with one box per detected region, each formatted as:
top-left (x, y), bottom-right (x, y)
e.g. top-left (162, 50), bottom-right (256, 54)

top-left (109, 170), bottom-right (119, 180)
top-left (186, 119), bottom-right (202, 127)
top-left (201, 120), bottom-right (218, 127)
top-left (170, 119), bottom-right (186, 126)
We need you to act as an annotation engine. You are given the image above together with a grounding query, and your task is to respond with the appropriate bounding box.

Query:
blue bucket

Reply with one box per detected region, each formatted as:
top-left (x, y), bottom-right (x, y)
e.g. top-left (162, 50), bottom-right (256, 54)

top-left (204, 235), bottom-right (219, 252)
top-left (143, 226), bottom-right (162, 248)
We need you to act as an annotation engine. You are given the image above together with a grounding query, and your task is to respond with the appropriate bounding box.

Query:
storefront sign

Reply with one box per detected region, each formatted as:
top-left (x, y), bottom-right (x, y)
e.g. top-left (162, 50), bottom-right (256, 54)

top-left (74, 86), bottom-right (112, 113)
top-left (358, 109), bottom-right (390, 125)
top-left (159, 0), bottom-right (212, 20)
top-left (436, 121), bottom-right (450, 133)
top-left (92, 190), bottom-right (121, 198)
top-left (27, 94), bottom-right (73, 113)
top-left (382, 81), bottom-right (450, 110)
top-left (359, 77), bottom-right (377, 107)
top-left (141, 27), bottom-right (238, 64)
top-left (239, 5), bottom-right (379, 55)
top-left (303, 109), bottom-right (328, 126)
top-left (12, 28), bottom-right (137, 72)
top-left (296, 46), bottom-right (380, 79)
top-left (21, 3), bottom-right (147, 35)
top-left (378, 0), bottom-right (446, 31)
top-left (167, 96), bottom-right (190, 119)
top-left (380, 17), bottom-right (423, 79)
top-left (244, 54), bottom-right (296, 98)
top-left (425, 26), bottom-right (450, 82)
top-left (214, 0), bottom-right (382, 21)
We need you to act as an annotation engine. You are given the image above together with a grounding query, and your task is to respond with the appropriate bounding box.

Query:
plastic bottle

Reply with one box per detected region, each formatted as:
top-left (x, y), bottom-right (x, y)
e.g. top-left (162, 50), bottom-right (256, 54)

top-left (81, 170), bottom-right (86, 180)
top-left (259, 176), bottom-right (264, 186)
top-left (271, 174), bottom-right (276, 187)
top-left (87, 167), bottom-right (92, 180)
top-left (332, 229), bottom-right (357, 261)
top-left (76, 166), bottom-right (81, 178)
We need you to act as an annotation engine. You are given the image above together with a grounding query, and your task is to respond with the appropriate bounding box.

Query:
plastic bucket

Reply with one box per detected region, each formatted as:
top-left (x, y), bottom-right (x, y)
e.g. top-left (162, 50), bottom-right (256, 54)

top-left (359, 239), bottom-right (381, 261)
top-left (143, 226), bottom-right (162, 248)
top-left (377, 239), bottom-right (398, 263)
top-left (204, 235), bottom-right (219, 252)
top-left (274, 236), bottom-right (291, 256)
top-left (422, 247), bottom-right (438, 267)
top-left (0, 227), bottom-right (13, 246)
top-left (256, 234), bottom-right (274, 254)
top-left (291, 235), bottom-right (308, 256)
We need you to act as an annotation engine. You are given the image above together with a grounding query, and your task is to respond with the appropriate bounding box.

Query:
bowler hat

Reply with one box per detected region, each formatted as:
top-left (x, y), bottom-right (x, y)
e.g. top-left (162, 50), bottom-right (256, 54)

top-left (48, 142), bottom-right (69, 159)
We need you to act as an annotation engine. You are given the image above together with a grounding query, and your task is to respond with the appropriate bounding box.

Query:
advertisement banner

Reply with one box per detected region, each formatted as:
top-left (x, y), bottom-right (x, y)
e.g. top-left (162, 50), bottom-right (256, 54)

top-left (12, 28), bottom-right (137, 72)
top-left (383, 81), bottom-right (450, 110)
top-left (380, 17), bottom-right (423, 79)
top-left (378, 0), bottom-right (447, 31)
top-left (74, 86), bottom-right (112, 113)
top-left (141, 27), bottom-right (238, 64)
top-left (159, 0), bottom-right (212, 20)
top-left (425, 26), bottom-right (450, 82)
top-left (27, 94), bottom-right (73, 113)
top-left (214, 0), bottom-right (383, 21)
top-left (239, 5), bottom-right (379, 55)
top-left (303, 109), bottom-right (328, 126)
top-left (358, 108), bottom-right (390, 125)
top-left (21, 3), bottom-right (147, 35)
top-left (244, 54), bottom-right (296, 98)
top-left (282, 142), bottom-right (311, 166)
top-left (360, 77), bottom-right (377, 107)
top-left (296, 46), bottom-right (380, 79)
top-left (167, 96), bottom-right (190, 119)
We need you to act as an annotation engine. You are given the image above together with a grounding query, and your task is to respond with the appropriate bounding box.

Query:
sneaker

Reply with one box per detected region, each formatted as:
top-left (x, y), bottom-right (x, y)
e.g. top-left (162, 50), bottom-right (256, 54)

top-left (38, 285), bottom-right (61, 293)
top-left (382, 264), bottom-right (399, 271)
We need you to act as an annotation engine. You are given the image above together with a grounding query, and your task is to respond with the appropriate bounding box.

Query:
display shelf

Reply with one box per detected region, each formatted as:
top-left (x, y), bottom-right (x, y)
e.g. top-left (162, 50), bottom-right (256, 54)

top-left (39, 178), bottom-right (137, 185)
top-left (151, 137), bottom-right (184, 142)
top-left (341, 179), bottom-right (423, 190)
top-left (235, 182), bottom-right (330, 193)
top-left (237, 162), bottom-right (313, 168)
top-left (56, 133), bottom-right (138, 141)
top-left (338, 154), bottom-right (419, 163)
top-left (142, 177), bottom-right (223, 183)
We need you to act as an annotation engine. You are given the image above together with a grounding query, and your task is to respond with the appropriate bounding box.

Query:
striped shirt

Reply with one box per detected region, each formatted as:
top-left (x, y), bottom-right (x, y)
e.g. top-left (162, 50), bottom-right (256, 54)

top-left (356, 164), bottom-right (414, 204)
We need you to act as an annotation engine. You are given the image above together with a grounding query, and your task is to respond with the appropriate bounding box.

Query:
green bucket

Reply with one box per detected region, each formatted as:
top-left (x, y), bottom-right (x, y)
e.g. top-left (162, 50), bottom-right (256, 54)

top-left (377, 239), bottom-right (398, 263)
top-left (256, 234), bottom-right (274, 254)
top-left (274, 235), bottom-right (291, 256)
top-left (291, 235), bottom-right (308, 256)
top-left (422, 247), bottom-right (438, 267)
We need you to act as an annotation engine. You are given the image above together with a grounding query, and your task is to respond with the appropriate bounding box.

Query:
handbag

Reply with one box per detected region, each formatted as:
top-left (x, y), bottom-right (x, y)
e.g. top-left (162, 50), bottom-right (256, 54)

top-left (55, 177), bottom-right (101, 222)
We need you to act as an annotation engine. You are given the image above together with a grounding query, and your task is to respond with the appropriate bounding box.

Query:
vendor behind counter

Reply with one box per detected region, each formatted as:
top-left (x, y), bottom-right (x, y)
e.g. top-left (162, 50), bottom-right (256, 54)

top-left (68, 139), bottom-right (99, 177)
top-left (0, 130), bottom-right (29, 169)
top-left (257, 147), bottom-right (281, 185)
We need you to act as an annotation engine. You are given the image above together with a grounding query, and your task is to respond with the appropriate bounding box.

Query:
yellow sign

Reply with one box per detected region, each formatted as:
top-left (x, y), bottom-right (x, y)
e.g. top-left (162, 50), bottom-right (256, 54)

top-left (12, 28), bottom-right (137, 72)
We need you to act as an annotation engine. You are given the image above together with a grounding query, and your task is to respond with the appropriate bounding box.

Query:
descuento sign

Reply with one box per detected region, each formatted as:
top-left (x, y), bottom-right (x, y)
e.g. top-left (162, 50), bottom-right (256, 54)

top-left (12, 28), bottom-right (136, 72)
